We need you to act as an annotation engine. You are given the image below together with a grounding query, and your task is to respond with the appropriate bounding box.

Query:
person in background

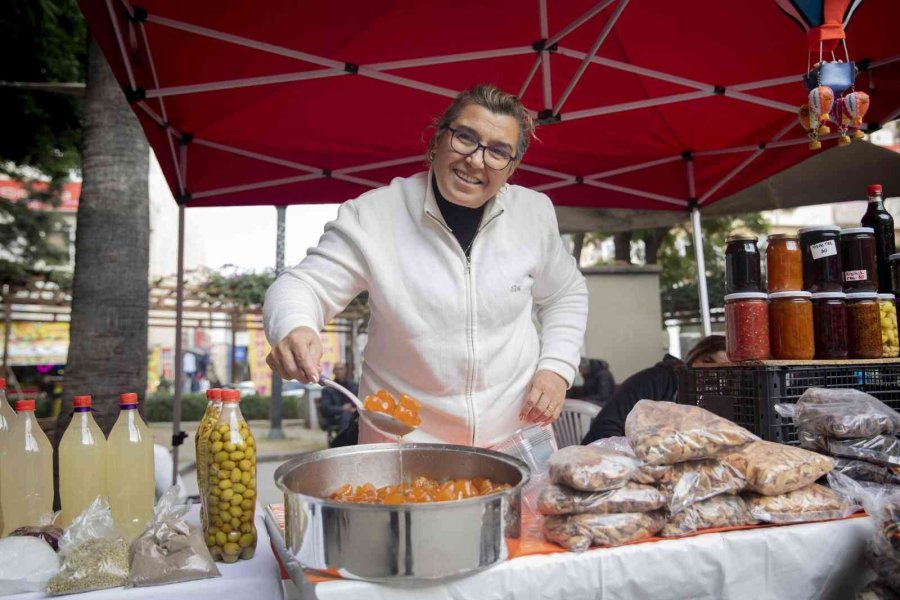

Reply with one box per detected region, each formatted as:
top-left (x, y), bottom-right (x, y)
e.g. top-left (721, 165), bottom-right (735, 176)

top-left (581, 335), bottom-right (727, 443)
top-left (578, 358), bottom-right (616, 407)
top-left (319, 363), bottom-right (358, 433)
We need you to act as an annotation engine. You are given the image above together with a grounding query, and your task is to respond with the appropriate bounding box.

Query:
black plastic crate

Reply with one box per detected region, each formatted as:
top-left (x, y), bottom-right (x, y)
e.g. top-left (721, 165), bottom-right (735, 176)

top-left (677, 362), bottom-right (900, 444)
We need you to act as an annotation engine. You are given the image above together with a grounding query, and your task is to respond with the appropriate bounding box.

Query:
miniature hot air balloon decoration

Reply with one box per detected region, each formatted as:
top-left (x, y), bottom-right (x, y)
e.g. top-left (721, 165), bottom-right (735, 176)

top-left (776, 0), bottom-right (871, 149)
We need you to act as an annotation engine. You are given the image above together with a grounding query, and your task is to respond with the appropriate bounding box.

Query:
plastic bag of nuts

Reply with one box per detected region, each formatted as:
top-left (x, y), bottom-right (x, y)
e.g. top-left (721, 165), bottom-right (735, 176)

top-left (790, 388), bottom-right (900, 438)
top-left (660, 495), bottom-right (756, 537)
top-left (543, 511), bottom-right (666, 552)
top-left (203, 389), bottom-right (258, 563)
top-left (547, 445), bottom-right (641, 492)
top-left (537, 482), bottom-right (665, 515)
top-left (625, 401), bottom-right (758, 465)
top-left (659, 459), bottom-right (746, 514)
top-left (587, 436), bottom-right (673, 484)
top-left (744, 483), bottom-right (853, 524)
top-left (723, 440), bottom-right (834, 496)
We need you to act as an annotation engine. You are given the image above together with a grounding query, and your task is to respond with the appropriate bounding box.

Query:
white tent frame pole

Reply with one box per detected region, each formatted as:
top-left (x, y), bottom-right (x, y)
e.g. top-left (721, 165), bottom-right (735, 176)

top-left (192, 173), bottom-right (324, 200)
top-left (539, 0), bottom-right (552, 109)
top-left (172, 203), bottom-right (186, 486)
top-left (519, 56), bottom-right (543, 98)
top-left (584, 180), bottom-right (688, 206)
top-left (331, 173), bottom-right (386, 188)
top-left (547, 0), bottom-right (617, 47)
top-left (145, 69), bottom-right (346, 98)
top-left (334, 155), bottom-right (423, 174)
top-left (532, 180), bottom-right (577, 193)
top-left (691, 205), bottom-right (712, 336)
top-left (563, 91), bottom-right (710, 121)
top-left (553, 0), bottom-right (629, 115)
top-left (587, 155), bottom-right (682, 179)
top-left (105, 0), bottom-right (137, 90)
top-left (871, 54), bottom-right (900, 69)
top-left (517, 163), bottom-right (572, 179)
top-left (193, 139), bottom-right (320, 173)
top-left (368, 47), bottom-right (533, 71)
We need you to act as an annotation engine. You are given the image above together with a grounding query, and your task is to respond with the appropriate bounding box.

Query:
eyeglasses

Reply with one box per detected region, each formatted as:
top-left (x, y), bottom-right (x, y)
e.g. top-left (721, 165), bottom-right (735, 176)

top-left (446, 127), bottom-right (517, 171)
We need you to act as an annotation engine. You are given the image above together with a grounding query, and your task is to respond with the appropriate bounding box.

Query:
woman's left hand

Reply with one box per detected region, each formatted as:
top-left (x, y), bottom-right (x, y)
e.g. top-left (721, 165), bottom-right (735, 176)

top-left (520, 369), bottom-right (568, 424)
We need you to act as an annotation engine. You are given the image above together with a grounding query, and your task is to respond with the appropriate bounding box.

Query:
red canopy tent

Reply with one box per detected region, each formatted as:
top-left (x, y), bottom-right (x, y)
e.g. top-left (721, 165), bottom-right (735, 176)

top-left (77, 0), bottom-right (900, 476)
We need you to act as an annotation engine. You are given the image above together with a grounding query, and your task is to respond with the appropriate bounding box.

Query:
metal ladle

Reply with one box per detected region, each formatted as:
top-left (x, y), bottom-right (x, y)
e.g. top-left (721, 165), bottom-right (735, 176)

top-left (318, 378), bottom-right (416, 438)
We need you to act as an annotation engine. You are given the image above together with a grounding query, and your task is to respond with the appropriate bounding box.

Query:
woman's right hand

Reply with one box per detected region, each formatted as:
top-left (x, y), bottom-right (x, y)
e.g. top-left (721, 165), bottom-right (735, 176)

top-left (266, 326), bottom-right (323, 383)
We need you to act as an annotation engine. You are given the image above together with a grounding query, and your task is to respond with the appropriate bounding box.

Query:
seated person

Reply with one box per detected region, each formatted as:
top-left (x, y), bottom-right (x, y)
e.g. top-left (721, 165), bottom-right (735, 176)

top-left (581, 335), bottom-right (727, 443)
top-left (578, 358), bottom-right (615, 407)
top-left (319, 363), bottom-right (358, 433)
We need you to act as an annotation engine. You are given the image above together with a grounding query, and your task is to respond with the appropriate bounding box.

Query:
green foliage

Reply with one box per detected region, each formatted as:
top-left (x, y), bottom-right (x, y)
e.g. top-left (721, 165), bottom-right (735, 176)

top-left (0, 0), bottom-right (86, 180)
top-left (658, 213), bottom-right (769, 315)
top-left (0, 197), bottom-right (71, 288)
top-left (199, 269), bottom-right (276, 311)
top-left (144, 392), bottom-right (302, 422)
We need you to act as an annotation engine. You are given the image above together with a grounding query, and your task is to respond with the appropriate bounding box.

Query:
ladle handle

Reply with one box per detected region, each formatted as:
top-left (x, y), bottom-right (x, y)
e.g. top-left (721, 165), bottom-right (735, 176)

top-left (319, 378), bottom-right (366, 412)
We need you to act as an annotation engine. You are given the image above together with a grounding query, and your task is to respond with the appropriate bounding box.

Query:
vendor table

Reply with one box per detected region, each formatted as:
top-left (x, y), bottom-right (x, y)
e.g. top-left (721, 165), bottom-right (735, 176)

top-left (15, 504), bottom-right (285, 600)
top-left (296, 517), bottom-right (875, 600)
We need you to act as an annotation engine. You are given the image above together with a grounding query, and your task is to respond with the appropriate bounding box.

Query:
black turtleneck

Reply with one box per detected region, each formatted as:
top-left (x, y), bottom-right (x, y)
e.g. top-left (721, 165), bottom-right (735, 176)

top-left (432, 175), bottom-right (485, 258)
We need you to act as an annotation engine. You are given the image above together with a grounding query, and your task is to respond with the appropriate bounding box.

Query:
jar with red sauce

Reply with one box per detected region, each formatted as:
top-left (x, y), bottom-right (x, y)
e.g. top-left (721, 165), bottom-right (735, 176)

top-left (846, 292), bottom-right (883, 359)
top-left (768, 291), bottom-right (814, 360)
top-left (811, 292), bottom-right (848, 359)
top-left (724, 292), bottom-right (769, 362)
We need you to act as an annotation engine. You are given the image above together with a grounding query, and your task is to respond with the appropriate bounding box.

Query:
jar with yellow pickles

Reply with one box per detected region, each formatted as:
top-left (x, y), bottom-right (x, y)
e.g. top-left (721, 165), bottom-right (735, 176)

top-left (203, 389), bottom-right (257, 563)
top-left (879, 293), bottom-right (900, 358)
top-left (196, 388), bottom-right (223, 530)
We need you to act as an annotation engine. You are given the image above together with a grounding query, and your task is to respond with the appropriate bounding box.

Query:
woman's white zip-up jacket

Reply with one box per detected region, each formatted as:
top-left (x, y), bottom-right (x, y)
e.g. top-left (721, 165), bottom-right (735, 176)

top-left (263, 171), bottom-right (588, 447)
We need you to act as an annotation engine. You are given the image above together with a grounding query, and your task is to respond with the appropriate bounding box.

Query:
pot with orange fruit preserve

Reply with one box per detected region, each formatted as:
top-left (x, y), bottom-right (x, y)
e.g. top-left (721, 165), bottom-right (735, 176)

top-left (273, 443), bottom-right (529, 581)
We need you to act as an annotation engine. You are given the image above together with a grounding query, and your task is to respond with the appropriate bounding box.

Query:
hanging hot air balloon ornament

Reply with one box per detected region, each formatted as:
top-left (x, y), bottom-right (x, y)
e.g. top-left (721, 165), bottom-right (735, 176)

top-left (776, 0), bottom-right (871, 149)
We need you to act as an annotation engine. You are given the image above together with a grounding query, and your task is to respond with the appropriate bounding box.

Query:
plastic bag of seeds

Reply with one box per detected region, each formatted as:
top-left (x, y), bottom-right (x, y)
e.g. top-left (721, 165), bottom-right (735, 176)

top-left (744, 483), bottom-right (854, 524)
top-left (543, 511), bottom-right (666, 552)
top-left (537, 482), bottom-right (665, 515)
top-left (128, 486), bottom-right (221, 587)
top-left (47, 498), bottom-right (128, 596)
top-left (723, 440), bottom-right (833, 496)
top-left (660, 495), bottom-right (756, 537)
top-left (547, 445), bottom-right (641, 492)
top-left (625, 401), bottom-right (758, 465)
top-left (659, 459), bottom-right (746, 514)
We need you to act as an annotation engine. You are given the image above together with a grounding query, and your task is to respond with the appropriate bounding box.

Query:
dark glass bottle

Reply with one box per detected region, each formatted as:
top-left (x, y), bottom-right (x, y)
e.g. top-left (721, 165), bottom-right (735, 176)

top-left (861, 184), bottom-right (897, 293)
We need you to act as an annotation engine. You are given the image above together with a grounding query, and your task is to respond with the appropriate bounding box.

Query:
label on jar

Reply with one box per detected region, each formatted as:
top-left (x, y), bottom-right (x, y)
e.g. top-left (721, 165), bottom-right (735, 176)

top-left (810, 240), bottom-right (837, 260)
top-left (844, 270), bottom-right (868, 282)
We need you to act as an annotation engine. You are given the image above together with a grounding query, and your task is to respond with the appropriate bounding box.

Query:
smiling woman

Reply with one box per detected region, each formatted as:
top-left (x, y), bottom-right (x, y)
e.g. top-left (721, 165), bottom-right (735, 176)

top-left (263, 84), bottom-right (588, 448)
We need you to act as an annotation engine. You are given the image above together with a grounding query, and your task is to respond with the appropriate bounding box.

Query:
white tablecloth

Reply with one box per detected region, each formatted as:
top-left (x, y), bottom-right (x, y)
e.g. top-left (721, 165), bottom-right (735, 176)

top-left (15, 504), bottom-right (284, 600)
top-left (312, 517), bottom-right (876, 600)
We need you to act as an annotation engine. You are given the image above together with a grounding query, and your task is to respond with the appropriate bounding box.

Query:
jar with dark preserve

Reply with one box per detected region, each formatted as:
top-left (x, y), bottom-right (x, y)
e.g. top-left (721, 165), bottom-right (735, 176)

top-left (799, 225), bottom-right (842, 292)
top-left (861, 184), bottom-right (896, 294)
top-left (811, 292), bottom-right (849, 359)
top-left (889, 253), bottom-right (900, 295)
top-left (724, 292), bottom-right (769, 362)
top-left (768, 291), bottom-right (814, 360)
top-left (840, 227), bottom-right (877, 292)
top-left (725, 235), bottom-right (762, 294)
top-left (766, 234), bottom-right (803, 292)
top-left (846, 292), bottom-right (883, 359)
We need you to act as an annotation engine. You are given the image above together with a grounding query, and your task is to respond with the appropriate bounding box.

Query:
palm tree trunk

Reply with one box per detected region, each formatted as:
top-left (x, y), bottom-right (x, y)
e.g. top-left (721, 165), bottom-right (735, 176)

top-left (59, 38), bottom-right (149, 443)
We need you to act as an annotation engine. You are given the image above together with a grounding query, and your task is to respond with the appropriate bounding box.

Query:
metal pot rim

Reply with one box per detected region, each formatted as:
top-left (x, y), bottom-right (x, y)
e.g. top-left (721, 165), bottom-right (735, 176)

top-left (274, 442), bottom-right (531, 511)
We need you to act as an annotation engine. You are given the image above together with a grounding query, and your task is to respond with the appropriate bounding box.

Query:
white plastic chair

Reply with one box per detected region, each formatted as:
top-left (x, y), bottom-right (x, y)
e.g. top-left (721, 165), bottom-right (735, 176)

top-left (552, 399), bottom-right (601, 448)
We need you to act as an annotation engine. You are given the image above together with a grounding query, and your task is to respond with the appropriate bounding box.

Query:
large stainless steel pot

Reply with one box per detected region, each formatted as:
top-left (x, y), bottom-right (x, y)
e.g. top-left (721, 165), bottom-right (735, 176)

top-left (274, 443), bottom-right (530, 581)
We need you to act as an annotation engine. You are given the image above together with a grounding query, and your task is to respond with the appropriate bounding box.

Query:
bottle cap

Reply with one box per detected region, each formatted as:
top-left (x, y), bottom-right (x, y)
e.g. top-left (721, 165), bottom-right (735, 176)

top-left (119, 392), bottom-right (139, 405)
top-left (206, 388), bottom-right (223, 401)
top-left (16, 399), bottom-right (35, 412)
top-left (846, 292), bottom-right (879, 300)
top-left (769, 291), bottom-right (812, 300)
top-left (73, 395), bottom-right (92, 408)
top-left (222, 389), bottom-right (241, 403)
top-left (0, 378), bottom-right (5, 390)
top-left (840, 227), bottom-right (875, 236)
top-left (868, 184), bottom-right (883, 195)
top-left (811, 292), bottom-right (847, 300)
top-left (879, 293), bottom-right (896, 301)
top-left (724, 292), bottom-right (768, 301)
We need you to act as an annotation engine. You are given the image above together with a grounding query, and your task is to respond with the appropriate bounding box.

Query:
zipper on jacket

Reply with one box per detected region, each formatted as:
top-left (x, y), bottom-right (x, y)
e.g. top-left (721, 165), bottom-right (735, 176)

top-left (426, 208), bottom-right (504, 445)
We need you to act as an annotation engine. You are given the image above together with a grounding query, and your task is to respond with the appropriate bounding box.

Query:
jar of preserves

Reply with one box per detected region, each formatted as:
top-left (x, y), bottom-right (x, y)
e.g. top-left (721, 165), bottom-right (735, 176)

top-left (879, 293), bottom-right (899, 358)
top-left (846, 292), bottom-right (883, 359)
top-left (799, 225), bottom-right (842, 292)
top-left (204, 389), bottom-right (257, 563)
top-left (889, 253), bottom-right (900, 294)
top-left (725, 235), bottom-right (762, 294)
top-left (811, 292), bottom-right (849, 359)
top-left (768, 291), bottom-right (814, 360)
top-left (724, 292), bottom-right (769, 362)
top-left (766, 234), bottom-right (802, 292)
top-left (840, 227), bottom-right (877, 292)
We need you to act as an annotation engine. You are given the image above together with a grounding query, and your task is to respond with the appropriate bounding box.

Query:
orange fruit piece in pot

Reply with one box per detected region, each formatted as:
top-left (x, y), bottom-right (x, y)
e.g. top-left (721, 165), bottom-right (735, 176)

top-left (392, 404), bottom-right (422, 427)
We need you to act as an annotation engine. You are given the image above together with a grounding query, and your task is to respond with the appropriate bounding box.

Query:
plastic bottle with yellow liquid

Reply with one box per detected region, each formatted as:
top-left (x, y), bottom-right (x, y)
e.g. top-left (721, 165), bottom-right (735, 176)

top-left (0, 379), bottom-right (18, 534)
top-left (196, 388), bottom-right (223, 529)
top-left (59, 395), bottom-right (108, 527)
top-left (106, 392), bottom-right (155, 541)
top-left (0, 399), bottom-right (53, 536)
